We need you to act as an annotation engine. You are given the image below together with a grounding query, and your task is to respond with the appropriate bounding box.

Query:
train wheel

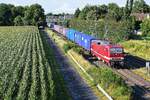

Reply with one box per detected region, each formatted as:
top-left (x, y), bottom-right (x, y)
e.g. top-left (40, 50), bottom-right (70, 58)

top-left (120, 62), bottom-right (124, 68)
top-left (110, 62), bottom-right (115, 68)
top-left (108, 62), bottom-right (111, 67)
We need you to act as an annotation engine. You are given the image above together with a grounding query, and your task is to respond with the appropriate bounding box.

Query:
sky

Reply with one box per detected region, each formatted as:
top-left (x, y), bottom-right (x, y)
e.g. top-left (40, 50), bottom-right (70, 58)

top-left (0, 0), bottom-right (150, 14)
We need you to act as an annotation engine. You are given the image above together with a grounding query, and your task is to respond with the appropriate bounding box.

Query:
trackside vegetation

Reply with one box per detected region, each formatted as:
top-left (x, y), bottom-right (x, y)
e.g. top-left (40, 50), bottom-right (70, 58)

top-left (121, 40), bottom-right (150, 82)
top-left (121, 40), bottom-right (150, 60)
top-left (0, 26), bottom-right (70, 100)
top-left (47, 29), bottom-right (132, 100)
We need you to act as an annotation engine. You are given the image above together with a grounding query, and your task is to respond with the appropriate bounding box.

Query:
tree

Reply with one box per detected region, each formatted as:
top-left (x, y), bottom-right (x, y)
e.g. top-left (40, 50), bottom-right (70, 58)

top-left (14, 16), bottom-right (23, 26)
top-left (11, 6), bottom-right (25, 18)
top-left (0, 3), bottom-right (46, 26)
top-left (132, 0), bottom-right (149, 13)
top-left (78, 5), bottom-right (91, 19)
top-left (74, 8), bottom-right (80, 18)
top-left (124, 0), bottom-right (134, 19)
top-left (86, 10), bottom-right (97, 20)
top-left (103, 19), bottom-right (132, 43)
top-left (0, 3), bottom-right (13, 25)
top-left (141, 19), bottom-right (150, 36)
top-left (107, 3), bottom-right (123, 21)
top-left (23, 7), bottom-right (33, 25)
top-left (98, 4), bottom-right (108, 19)
top-left (47, 13), bottom-right (53, 16)
top-left (23, 4), bottom-right (45, 26)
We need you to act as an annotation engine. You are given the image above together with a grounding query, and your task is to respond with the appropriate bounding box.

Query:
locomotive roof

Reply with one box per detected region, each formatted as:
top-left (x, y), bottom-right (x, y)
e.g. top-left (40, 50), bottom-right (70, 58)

top-left (92, 39), bottom-right (122, 48)
top-left (92, 40), bottom-right (110, 45)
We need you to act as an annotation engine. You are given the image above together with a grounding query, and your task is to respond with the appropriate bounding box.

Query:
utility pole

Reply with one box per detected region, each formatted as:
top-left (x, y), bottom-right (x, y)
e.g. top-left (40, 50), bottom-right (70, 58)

top-left (104, 23), bottom-right (108, 40)
top-left (103, 14), bottom-right (109, 41)
top-left (93, 7), bottom-right (98, 38)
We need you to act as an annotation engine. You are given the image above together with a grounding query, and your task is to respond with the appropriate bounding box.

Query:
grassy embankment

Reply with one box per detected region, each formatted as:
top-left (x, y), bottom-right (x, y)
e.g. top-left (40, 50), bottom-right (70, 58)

top-left (121, 40), bottom-right (150, 82)
top-left (46, 28), bottom-right (132, 100)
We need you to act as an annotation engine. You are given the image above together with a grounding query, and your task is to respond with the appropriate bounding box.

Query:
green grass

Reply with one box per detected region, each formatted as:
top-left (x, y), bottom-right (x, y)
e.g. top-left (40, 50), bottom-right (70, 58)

top-left (133, 68), bottom-right (150, 82)
top-left (121, 40), bottom-right (150, 60)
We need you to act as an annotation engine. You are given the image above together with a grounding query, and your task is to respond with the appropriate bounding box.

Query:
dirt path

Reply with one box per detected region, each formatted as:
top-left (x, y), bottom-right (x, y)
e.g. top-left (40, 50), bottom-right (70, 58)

top-left (44, 31), bottom-right (98, 100)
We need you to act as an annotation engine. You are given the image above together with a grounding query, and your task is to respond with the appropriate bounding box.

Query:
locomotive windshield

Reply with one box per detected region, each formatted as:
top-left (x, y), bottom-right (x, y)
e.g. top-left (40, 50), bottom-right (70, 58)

top-left (110, 48), bottom-right (123, 54)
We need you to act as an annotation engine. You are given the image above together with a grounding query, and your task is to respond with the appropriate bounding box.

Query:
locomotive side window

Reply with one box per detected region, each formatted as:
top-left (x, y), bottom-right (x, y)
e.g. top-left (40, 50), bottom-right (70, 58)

top-left (97, 42), bottom-right (101, 45)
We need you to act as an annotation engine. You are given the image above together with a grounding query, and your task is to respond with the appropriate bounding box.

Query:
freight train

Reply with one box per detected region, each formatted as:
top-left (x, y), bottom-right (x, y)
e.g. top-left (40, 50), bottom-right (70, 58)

top-left (51, 24), bottom-right (124, 66)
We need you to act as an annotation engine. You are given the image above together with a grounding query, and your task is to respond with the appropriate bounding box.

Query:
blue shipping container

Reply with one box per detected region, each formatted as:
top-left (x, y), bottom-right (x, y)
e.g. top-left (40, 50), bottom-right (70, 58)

top-left (74, 32), bottom-right (82, 46)
top-left (81, 33), bottom-right (95, 51)
top-left (66, 29), bottom-right (76, 42)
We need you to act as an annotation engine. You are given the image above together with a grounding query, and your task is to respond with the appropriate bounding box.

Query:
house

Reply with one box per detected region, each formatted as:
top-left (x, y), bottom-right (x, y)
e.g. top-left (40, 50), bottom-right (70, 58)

top-left (131, 13), bottom-right (150, 21)
top-left (46, 14), bottom-right (74, 23)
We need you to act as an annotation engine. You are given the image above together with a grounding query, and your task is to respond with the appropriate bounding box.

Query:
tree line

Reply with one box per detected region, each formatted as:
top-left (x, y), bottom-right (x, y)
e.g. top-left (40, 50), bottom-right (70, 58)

top-left (74, 0), bottom-right (150, 21)
top-left (69, 0), bottom-right (150, 43)
top-left (0, 3), bottom-right (45, 26)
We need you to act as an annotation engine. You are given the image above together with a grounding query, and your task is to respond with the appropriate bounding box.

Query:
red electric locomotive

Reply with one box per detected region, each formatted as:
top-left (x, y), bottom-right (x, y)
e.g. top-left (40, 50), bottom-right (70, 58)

top-left (91, 40), bottom-right (124, 66)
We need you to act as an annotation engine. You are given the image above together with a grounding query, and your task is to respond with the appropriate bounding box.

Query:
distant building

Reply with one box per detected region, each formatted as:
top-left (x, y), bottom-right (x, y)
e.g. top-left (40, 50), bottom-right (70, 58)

top-left (133, 30), bottom-right (143, 35)
top-left (46, 14), bottom-right (74, 23)
top-left (131, 13), bottom-right (150, 21)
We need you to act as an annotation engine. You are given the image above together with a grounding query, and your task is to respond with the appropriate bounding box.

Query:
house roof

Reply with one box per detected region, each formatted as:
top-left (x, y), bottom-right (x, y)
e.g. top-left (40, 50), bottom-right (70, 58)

top-left (131, 13), bottom-right (150, 21)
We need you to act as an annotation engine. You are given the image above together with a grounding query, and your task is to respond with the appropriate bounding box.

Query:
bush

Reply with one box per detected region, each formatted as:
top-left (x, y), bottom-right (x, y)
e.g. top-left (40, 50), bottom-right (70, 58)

top-left (72, 46), bottom-right (84, 54)
top-left (141, 19), bottom-right (150, 37)
top-left (88, 67), bottom-right (132, 96)
top-left (63, 42), bottom-right (84, 54)
top-left (63, 44), bottom-right (70, 53)
top-left (63, 42), bottom-right (75, 53)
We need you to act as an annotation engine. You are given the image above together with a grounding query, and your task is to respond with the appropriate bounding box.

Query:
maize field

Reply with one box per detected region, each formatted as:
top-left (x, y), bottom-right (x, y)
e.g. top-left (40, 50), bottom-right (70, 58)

top-left (0, 26), bottom-right (55, 100)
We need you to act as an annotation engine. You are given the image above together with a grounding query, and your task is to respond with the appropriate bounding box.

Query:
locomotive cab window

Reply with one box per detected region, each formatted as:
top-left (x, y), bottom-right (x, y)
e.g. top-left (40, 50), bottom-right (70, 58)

top-left (110, 48), bottom-right (123, 54)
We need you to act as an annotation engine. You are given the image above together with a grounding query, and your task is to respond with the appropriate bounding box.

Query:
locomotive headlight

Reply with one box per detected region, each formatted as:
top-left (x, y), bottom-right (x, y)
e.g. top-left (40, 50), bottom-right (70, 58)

top-left (109, 58), bottom-right (113, 60)
top-left (110, 57), bottom-right (124, 61)
top-left (120, 57), bottom-right (124, 60)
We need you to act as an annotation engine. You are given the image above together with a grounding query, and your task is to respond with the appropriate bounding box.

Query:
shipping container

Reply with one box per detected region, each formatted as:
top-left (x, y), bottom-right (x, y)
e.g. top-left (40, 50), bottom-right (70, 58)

top-left (66, 29), bottom-right (76, 42)
top-left (80, 33), bottom-right (95, 51)
top-left (74, 31), bottom-right (82, 46)
top-left (62, 28), bottom-right (68, 36)
top-left (59, 26), bottom-right (63, 34)
top-left (53, 25), bottom-right (63, 34)
top-left (53, 25), bottom-right (59, 32)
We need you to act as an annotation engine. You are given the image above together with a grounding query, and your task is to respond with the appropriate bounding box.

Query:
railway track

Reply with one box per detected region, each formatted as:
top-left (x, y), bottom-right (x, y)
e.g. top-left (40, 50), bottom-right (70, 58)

top-left (51, 29), bottom-right (150, 99)
top-left (124, 55), bottom-right (146, 69)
